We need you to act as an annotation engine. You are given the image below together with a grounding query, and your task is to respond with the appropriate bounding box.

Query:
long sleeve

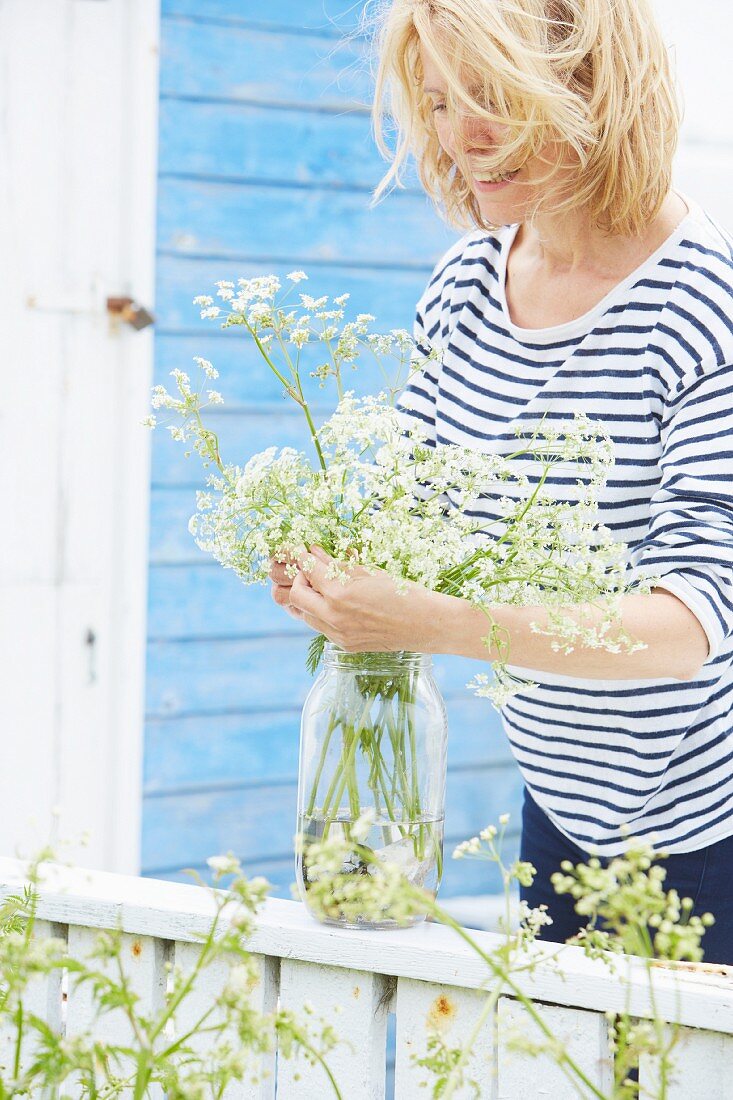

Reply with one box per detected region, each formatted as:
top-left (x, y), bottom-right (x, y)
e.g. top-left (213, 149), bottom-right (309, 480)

top-left (630, 359), bottom-right (733, 660)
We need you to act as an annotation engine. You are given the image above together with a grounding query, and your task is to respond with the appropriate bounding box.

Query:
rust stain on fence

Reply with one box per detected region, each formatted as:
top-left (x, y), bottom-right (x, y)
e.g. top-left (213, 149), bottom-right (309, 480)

top-left (427, 994), bottom-right (456, 1031)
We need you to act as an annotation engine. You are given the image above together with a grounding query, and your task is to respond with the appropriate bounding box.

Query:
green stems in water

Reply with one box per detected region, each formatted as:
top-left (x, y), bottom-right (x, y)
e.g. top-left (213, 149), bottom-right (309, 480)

top-left (305, 659), bottom-right (438, 866)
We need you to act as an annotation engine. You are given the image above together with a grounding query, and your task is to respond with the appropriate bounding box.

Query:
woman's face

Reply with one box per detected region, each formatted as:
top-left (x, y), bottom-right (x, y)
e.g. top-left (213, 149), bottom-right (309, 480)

top-left (419, 40), bottom-right (560, 225)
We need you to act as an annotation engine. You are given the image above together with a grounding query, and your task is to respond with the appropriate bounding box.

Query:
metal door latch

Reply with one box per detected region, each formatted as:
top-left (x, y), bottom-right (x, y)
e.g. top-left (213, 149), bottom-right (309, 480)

top-left (106, 296), bottom-right (155, 331)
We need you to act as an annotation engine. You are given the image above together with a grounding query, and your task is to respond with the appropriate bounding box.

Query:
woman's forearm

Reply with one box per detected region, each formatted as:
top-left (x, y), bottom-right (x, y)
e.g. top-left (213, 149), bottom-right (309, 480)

top-left (425, 588), bottom-right (710, 681)
top-left (277, 551), bottom-right (709, 680)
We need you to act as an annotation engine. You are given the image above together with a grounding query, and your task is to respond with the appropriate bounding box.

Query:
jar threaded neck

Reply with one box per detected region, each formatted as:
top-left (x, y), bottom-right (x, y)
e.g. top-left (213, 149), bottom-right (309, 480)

top-left (323, 644), bottom-right (431, 673)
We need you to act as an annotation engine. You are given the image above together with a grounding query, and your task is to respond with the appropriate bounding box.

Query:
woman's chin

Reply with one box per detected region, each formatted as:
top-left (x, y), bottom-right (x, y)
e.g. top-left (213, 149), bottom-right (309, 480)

top-left (475, 191), bottom-right (526, 225)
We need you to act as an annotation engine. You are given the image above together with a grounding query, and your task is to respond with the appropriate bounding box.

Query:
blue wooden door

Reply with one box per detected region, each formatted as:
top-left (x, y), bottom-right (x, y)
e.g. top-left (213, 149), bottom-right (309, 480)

top-left (143, 0), bottom-right (523, 900)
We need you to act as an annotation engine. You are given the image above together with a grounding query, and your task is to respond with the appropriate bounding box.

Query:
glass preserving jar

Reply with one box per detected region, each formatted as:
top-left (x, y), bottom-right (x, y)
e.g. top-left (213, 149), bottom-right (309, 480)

top-left (295, 645), bottom-right (448, 929)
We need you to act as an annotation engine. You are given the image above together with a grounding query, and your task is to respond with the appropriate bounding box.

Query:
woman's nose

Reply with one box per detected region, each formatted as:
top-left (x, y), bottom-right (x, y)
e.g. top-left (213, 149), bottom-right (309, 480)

top-left (442, 113), bottom-right (499, 159)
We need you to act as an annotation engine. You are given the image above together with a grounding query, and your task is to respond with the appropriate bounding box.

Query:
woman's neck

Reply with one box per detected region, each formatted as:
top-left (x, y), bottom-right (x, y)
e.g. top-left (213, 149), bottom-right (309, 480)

top-left (515, 192), bottom-right (689, 280)
top-left (503, 191), bottom-right (690, 330)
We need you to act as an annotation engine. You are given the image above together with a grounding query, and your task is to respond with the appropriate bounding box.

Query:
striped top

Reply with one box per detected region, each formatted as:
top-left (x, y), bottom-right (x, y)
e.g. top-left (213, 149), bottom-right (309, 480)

top-left (401, 196), bottom-right (733, 856)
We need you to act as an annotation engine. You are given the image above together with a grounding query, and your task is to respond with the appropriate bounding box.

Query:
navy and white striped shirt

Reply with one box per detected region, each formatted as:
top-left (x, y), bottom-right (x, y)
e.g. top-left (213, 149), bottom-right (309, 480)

top-left (402, 197), bottom-right (733, 855)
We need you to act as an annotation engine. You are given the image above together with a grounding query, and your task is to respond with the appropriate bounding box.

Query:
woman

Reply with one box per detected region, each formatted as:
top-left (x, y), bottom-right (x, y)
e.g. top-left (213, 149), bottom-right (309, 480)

top-left (271, 0), bottom-right (733, 962)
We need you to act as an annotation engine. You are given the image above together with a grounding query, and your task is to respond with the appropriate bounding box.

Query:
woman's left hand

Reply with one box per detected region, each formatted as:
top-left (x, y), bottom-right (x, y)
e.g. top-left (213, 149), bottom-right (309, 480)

top-left (284, 546), bottom-right (440, 653)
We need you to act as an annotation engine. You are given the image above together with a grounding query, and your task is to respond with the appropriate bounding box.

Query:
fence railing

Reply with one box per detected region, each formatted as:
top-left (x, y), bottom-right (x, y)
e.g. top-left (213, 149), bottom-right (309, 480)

top-left (1, 856), bottom-right (732, 1098)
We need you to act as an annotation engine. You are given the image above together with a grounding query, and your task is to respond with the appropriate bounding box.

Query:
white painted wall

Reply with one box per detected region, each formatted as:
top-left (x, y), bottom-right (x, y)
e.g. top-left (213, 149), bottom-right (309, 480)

top-left (656, 1), bottom-right (733, 226)
top-left (0, 0), bottom-right (160, 872)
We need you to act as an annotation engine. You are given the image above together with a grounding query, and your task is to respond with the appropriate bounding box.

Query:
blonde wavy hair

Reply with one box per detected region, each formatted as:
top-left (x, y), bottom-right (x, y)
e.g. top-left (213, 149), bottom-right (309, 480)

top-left (371, 0), bottom-right (681, 236)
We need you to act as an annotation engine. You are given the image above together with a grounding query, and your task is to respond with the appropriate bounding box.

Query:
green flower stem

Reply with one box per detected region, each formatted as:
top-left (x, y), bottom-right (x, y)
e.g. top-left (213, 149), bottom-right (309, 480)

top-left (301, 400), bottom-right (327, 474)
top-left (406, 679), bottom-right (420, 808)
top-left (419, 898), bottom-right (610, 1100)
top-left (384, 703), bottom-right (413, 807)
top-left (432, 822), bottom-right (444, 879)
top-left (244, 318), bottom-right (328, 474)
top-left (306, 709), bottom-right (343, 817)
top-left (643, 945), bottom-right (670, 1100)
top-left (248, 328), bottom-right (291, 391)
top-left (370, 748), bottom-right (409, 840)
top-left (158, 1004), bottom-right (220, 1060)
top-left (319, 691), bottom-right (375, 826)
top-left (113, 951), bottom-right (151, 1055)
top-left (133, 1051), bottom-right (152, 1100)
top-left (435, 463), bottom-right (553, 593)
top-left (291, 1031), bottom-right (344, 1100)
top-left (324, 723), bottom-right (367, 828)
top-left (148, 901), bottom-right (223, 1044)
top-left (347, 731), bottom-right (360, 820)
top-left (442, 978), bottom-right (504, 1100)
top-left (12, 1001), bottom-right (22, 1082)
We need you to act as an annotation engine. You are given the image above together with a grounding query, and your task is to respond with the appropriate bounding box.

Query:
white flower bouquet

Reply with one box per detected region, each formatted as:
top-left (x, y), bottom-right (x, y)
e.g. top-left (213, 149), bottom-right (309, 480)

top-left (149, 273), bottom-right (642, 912)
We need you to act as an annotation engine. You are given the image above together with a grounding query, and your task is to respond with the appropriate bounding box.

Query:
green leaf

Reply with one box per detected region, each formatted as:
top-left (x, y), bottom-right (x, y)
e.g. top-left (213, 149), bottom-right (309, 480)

top-left (306, 634), bottom-right (327, 676)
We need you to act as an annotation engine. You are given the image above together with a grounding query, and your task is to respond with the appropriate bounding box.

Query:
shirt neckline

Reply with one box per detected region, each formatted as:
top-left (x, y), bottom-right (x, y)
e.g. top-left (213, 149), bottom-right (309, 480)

top-left (496, 195), bottom-right (698, 343)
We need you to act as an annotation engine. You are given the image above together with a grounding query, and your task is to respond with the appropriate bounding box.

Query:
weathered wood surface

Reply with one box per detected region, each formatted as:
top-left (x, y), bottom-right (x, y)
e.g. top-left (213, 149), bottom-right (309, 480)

top-left (171, 943), bottom-right (278, 1097)
top-left (1, 861), bottom-right (732, 1098)
top-left (144, 637), bottom-right (493, 712)
top-left (278, 960), bottom-right (391, 1097)
top-left (639, 1023), bottom-right (733, 1100)
top-left (161, 0), bottom-right (363, 35)
top-left (496, 996), bottom-right (614, 1098)
top-left (395, 977), bottom-right (495, 1096)
top-left (140, 764), bottom-right (523, 877)
top-left (0, 921), bottom-right (64, 1078)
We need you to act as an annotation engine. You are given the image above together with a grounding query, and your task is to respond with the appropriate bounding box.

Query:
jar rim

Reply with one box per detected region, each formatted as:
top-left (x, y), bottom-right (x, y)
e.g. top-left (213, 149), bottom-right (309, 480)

top-left (323, 643), bottom-right (431, 671)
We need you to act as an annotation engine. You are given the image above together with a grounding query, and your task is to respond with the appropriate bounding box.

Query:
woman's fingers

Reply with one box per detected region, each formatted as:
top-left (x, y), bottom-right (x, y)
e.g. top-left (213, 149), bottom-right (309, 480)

top-left (271, 578), bottom-right (333, 635)
top-left (271, 582), bottom-right (306, 621)
top-left (271, 582), bottom-right (292, 608)
top-left (290, 571), bottom-right (335, 628)
top-left (271, 571), bottom-right (325, 620)
top-left (269, 560), bottom-right (295, 585)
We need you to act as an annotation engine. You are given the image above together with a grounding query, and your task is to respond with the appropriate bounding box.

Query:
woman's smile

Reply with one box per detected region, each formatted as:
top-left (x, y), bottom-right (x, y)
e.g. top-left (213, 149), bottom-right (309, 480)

top-left (473, 166), bottom-right (522, 191)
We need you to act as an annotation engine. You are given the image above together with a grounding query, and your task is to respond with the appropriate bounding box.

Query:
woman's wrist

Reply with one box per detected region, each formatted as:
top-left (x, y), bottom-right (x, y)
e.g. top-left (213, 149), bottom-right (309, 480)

top-left (418, 588), bottom-right (501, 661)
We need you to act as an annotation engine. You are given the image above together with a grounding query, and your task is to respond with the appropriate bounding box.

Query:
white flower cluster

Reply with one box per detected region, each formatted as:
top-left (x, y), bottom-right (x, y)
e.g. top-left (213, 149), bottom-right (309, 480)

top-left (189, 272), bottom-right (433, 400)
top-left (148, 274), bottom-right (643, 706)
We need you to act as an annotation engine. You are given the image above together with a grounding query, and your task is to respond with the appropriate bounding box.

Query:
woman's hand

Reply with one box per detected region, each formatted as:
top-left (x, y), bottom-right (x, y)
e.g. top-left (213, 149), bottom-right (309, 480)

top-left (270, 546), bottom-right (441, 653)
top-left (270, 555), bottom-right (301, 621)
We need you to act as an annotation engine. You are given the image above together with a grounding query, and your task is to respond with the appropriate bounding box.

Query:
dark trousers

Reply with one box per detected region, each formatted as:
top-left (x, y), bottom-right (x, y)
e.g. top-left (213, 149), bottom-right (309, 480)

top-left (519, 788), bottom-right (733, 965)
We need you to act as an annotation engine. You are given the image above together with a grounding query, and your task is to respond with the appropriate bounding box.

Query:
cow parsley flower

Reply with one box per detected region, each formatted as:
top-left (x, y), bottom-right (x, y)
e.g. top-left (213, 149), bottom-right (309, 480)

top-left (152, 274), bottom-right (643, 708)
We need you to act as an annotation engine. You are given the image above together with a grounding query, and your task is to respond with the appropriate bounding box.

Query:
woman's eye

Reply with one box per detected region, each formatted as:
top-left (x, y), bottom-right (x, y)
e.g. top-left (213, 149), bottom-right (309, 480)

top-left (431, 102), bottom-right (446, 114)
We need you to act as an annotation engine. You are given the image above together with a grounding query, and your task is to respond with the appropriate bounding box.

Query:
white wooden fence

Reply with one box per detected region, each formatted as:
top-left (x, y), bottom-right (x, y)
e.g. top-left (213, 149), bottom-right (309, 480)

top-left (1, 858), bottom-right (732, 1098)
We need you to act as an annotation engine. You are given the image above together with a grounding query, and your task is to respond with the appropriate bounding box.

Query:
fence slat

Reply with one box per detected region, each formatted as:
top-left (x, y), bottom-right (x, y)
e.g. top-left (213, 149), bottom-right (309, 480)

top-left (65, 926), bottom-right (167, 1095)
top-left (639, 1024), bottom-right (733, 1099)
top-left (172, 942), bottom-right (278, 1098)
top-left (497, 996), bottom-right (614, 1099)
top-left (0, 920), bottom-right (65, 1082)
top-left (394, 976), bottom-right (495, 1098)
top-left (277, 959), bottom-right (389, 1099)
